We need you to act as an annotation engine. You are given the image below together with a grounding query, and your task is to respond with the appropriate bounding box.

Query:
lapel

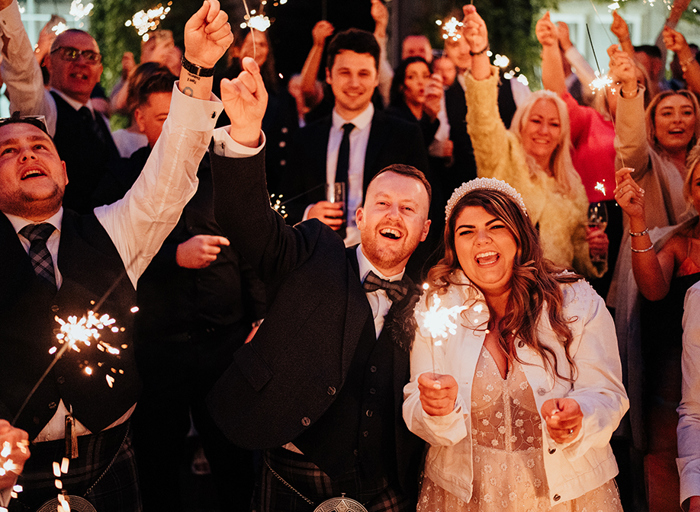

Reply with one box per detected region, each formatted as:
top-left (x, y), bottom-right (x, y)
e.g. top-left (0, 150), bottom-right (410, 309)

top-left (343, 246), bottom-right (372, 380)
top-left (311, 116), bottom-right (332, 185)
top-left (0, 213), bottom-right (39, 307)
top-left (363, 111), bottom-right (387, 194)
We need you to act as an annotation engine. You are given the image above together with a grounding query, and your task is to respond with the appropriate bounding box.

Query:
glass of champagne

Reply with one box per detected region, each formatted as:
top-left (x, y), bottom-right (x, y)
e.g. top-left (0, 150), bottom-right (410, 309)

top-left (587, 202), bottom-right (608, 263)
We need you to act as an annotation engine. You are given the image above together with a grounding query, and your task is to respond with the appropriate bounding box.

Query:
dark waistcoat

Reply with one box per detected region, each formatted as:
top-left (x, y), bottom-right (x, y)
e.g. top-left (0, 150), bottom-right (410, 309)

top-left (0, 210), bottom-right (141, 439)
top-left (50, 92), bottom-right (120, 215)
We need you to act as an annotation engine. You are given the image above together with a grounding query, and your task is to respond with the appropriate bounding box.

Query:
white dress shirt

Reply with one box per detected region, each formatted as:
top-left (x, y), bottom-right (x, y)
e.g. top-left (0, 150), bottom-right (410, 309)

top-left (356, 245), bottom-right (404, 338)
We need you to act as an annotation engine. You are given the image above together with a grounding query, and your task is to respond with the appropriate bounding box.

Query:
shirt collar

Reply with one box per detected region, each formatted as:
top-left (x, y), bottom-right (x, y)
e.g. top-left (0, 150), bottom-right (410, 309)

top-left (51, 88), bottom-right (94, 113)
top-left (356, 244), bottom-right (404, 283)
top-left (332, 103), bottom-right (374, 132)
top-left (6, 207), bottom-right (63, 235)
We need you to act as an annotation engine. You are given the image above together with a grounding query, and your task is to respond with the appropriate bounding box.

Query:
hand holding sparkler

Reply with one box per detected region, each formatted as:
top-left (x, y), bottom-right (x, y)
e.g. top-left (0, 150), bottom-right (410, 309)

top-left (614, 166), bottom-right (645, 222)
top-left (417, 373), bottom-right (458, 416)
top-left (461, 5), bottom-right (490, 81)
top-left (610, 11), bottom-right (634, 56)
top-left (536, 12), bottom-right (558, 49)
top-left (607, 45), bottom-right (639, 98)
top-left (541, 397), bottom-right (583, 443)
top-left (0, 420), bottom-right (29, 491)
top-left (370, 0), bottom-right (389, 41)
top-left (663, 26), bottom-right (691, 57)
top-left (221, 57), bottom-right (268, 148)
top-left (424, 74), bottom-right (444, 121)
top-left (184, 0), bottom-right (233, 71)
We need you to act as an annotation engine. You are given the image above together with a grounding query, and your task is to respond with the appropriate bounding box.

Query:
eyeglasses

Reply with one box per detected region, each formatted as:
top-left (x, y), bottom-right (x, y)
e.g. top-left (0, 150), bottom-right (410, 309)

top-left (0, 113), bottom-right (50, 135)
top-left (50, 46), bottom-right (102, 64)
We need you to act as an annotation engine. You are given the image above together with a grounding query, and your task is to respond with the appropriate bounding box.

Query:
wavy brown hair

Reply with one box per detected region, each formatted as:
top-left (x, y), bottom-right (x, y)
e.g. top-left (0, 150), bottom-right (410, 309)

top-left (427, 188), bottom-right (580, 382)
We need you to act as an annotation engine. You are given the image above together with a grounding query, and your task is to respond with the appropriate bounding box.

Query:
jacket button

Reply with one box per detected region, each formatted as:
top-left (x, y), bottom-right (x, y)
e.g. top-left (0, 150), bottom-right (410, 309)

top-left (553, 494), bottom-right (560, 501)
top-left (548, 448), bottom-right (556, 454)
top-left (353, 449), bottom-right (358, 456)
top-left (48, 401), bottom-right (57, 409)
top-left (537, 387), bottom-right (546, 396)
top-left (327, 386), bottom-right (336, 396)
top-left (369, 388), bottom-right (376, 395)
top-left (301, 417), bottom-right (311, 427)
top-left (57, 376), bottom-right (65, 384)
top-left (366, 410), bottom-right (373, 417)
top-left (51, 304), bottom-right (59, 312)
top-left (363, 431), bottom-right (369, 437)
top-left (370, 366), bottom-right (377, 373)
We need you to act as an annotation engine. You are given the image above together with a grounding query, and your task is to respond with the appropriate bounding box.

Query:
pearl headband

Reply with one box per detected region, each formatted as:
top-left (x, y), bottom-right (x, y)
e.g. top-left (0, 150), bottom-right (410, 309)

top-left (445, 177), bottom-right (528, 221)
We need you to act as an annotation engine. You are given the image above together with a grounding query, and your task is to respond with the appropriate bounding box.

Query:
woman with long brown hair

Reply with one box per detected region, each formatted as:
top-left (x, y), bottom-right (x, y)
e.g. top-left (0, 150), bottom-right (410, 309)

top-left (403, 177), bottom-right (628, 511)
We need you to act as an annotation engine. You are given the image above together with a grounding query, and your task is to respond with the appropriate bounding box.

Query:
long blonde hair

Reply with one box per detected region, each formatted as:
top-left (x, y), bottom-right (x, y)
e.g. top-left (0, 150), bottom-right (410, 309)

top-left (509, 90), bottom-right (580, 197)
top-left (646, 90), bottom-right (700, 156)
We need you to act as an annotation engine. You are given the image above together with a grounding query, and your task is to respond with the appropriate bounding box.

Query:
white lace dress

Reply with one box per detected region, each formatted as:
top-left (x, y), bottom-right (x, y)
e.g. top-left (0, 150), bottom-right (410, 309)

top-left (417, 347), bottom-right (623, 512)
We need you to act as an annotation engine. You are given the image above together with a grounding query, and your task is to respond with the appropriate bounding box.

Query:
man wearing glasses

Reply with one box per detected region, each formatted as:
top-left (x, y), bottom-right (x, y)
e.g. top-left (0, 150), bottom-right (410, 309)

top-left (0, 0), bottom-right (120, 214)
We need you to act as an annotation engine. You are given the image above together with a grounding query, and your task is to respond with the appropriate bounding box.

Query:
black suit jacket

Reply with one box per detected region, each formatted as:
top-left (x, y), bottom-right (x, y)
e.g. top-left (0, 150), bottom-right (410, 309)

top-left (282, 109), bottom-right (430, 225)
top-left (207, 149), bottom-right (424, 493)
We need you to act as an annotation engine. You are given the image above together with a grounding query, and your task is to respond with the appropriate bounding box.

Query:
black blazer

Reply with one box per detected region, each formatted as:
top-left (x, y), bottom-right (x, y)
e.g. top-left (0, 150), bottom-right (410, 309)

top-left (206, 149), bottom-right (424, 493)
top-left (282, 109), bottom-right (430, 225)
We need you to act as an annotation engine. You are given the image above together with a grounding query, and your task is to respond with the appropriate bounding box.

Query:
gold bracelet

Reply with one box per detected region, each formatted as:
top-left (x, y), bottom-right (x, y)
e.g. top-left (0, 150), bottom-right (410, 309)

top-left (631, 245), bottom-right (654, 253)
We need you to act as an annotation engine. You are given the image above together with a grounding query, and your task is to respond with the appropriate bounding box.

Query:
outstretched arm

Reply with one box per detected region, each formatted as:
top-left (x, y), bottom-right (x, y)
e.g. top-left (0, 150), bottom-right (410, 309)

top-left (610, 11), bottom-right (635, 57)
top-left (462, 4), bottom-right (490, 81)
top-left (537, 12), bottom-right (567, 95)
top-left (300, 21), bottom-right (333, 109)
top-left (664, 26), bottom-right (700, 95)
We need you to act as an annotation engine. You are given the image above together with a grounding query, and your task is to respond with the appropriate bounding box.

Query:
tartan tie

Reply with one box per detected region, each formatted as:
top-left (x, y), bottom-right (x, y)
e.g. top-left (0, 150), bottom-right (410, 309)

top-left (362, 271), bottom-right (408, 302)
top-left (19, 223), bottom-right (57, 289)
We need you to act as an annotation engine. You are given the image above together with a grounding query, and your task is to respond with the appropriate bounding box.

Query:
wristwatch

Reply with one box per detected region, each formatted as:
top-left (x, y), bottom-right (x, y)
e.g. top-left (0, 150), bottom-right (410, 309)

top-left (181, 55), bottom-right (216, 77)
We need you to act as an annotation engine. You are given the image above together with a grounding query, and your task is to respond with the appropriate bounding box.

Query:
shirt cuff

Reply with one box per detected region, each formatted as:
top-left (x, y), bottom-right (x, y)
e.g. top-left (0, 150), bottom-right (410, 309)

top-left (170, 82), bottom-right (224, 131)
top-left (212, 126), bottom-right (265, 158)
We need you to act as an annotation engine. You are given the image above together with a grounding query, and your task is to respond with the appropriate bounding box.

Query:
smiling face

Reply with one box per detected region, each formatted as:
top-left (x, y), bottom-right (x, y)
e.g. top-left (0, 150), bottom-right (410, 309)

top-left (356, 171), bottom-right (431, 276)
top-left (520, 98), bottom-right (562, 170)
top-left (326, 50), bottom-right (379, 120)
top-left (0, 123), bottom-right (67, 221)
top-left (402, 61), bottom-right (431, 108)
top-left (239, 29), bottom-right (269, 68)
top-left (653, 94), bottom-right (697, 153)
top-left (47, 31), bottom-right (103, 105)
top-left (454, 205), bottom-right (517, 299)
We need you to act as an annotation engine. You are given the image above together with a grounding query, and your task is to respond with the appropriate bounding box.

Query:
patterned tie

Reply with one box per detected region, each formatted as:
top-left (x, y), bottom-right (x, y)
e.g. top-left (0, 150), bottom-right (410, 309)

top-left (79, 106), bottom-right (112, 149)
top-left (362, 271), bottom-right (408, 302)
top-left (19, 223), bottom-right (57, 289)
top-left (334, 123), bottom-right (355, 185)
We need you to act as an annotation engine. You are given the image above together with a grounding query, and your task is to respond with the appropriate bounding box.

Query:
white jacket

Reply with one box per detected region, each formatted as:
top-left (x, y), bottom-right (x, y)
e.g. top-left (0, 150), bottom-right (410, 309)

top-left (403, 272), bottom-right (628, 506)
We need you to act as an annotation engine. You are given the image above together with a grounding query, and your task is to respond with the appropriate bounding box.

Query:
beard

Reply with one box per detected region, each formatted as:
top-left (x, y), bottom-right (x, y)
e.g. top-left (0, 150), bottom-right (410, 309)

top-left (0, 184), bottom-right (64, 220)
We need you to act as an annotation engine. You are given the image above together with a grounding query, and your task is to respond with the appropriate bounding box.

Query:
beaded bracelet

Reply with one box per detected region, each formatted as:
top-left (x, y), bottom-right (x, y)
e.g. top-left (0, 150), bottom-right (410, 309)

top-left (629, 228), bottom-right (649, 237)
top-left (631, 245), bottom-right (654, 253)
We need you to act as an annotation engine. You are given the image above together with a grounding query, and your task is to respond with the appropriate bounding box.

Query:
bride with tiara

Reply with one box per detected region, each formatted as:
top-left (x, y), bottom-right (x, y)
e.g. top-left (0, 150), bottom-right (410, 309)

top-left (403, 177), bottom-right (628, 511)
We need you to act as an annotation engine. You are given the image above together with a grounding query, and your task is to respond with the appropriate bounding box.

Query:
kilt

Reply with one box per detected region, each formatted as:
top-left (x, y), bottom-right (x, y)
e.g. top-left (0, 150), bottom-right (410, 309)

top-left (9, 421), bottom-right (141, 512)
top-left (255, 447), bottom-right (413, 512)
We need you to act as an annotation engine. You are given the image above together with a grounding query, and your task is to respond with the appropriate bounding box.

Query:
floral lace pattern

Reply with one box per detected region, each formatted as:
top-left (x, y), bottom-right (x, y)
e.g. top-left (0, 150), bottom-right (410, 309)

top-left (417, 347), bottom-right (622, 511)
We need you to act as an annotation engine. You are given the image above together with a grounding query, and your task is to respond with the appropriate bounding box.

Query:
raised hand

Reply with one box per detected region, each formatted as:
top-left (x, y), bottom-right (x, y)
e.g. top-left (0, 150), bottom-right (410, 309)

top-left (461, 4), bottom-right (488, 56)
top-left (610, 11), bottom-right (630, 43)
top-left (556, 21), bottom-right (573, 51)
top-left (221, 57), bottom-right (268, 148)
top-left (184, 0), bottom-right (233, 70)
top-left (663, 26), bottom-right (689, 55)
top-left (424, 73), bottom-right (444, 120)
top-left (371, 0), bottom-right (389, 39)
top-left (536, 12), bottom-right (558, 48)
top-left (418, 372), bottom-right (459, 416)
top-left (614, 167), bottom-right (645, 221)
top-left (308, 201), bottom-right (345, 230)
top-left (541, 397), bottom-right (583, 443)
top-left (608, 45), bottom-right (638, 94)
top-left (312, 20), bottom-right (334, 48)
top-left (176, 234), bottom-right (230, 269)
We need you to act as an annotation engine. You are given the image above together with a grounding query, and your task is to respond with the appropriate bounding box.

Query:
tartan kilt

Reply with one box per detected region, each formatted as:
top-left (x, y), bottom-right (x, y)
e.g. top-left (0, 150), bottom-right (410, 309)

top-left (255, 447), bottom-right (413, 512)
top-left (9, 421), bottom-right (141, 512)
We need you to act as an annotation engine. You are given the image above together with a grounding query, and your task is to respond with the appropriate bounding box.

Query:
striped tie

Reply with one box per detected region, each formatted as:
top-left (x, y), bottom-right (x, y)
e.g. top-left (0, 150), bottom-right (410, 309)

top-left (19, 223), bottom-right (57, 290)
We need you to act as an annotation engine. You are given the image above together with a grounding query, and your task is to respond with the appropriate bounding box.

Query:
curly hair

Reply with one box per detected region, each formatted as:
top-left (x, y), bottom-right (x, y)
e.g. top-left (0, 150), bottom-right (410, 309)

top-left (427, 187), bottom-right (580, 382)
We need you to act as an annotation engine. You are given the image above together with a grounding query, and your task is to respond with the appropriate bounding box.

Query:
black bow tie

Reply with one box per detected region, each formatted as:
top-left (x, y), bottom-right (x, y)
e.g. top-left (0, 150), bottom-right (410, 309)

top-left (362, 271), bottom-right (408, 302)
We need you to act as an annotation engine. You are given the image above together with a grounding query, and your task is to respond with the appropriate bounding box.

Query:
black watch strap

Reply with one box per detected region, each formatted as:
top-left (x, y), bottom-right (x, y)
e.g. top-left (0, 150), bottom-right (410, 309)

top-left (181, 55), bottom-right (216, 77)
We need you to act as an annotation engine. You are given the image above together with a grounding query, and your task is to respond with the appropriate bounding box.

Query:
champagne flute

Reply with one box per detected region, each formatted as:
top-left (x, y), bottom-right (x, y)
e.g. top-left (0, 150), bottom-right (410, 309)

top-left (587, 202), bottom-right (608, 263)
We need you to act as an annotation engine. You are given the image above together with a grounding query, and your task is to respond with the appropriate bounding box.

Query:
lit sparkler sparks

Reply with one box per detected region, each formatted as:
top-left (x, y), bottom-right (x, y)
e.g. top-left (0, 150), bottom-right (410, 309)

top-left (52, 22), bottom-right (68, 35)
top-left (437, 17), bottom-right (463, 42)
top-left (590, 71), bottom-right (613, 92)
top-left (594, 181), bottom-right (606, 195)
top-left (608, 2), bottom-right (621, 10)
top-left (420, 293), bottom-right (467, 344)
top-left (241, 13), bottom-right (271, 32)
top-left (493, 54), bottom-right (509, 68)
top-left (69, 0), bottom-right (93, 20)
top-left (125, 2), bottom-right (172, 41)
top-left (270, 194), bottom-right (287, 218)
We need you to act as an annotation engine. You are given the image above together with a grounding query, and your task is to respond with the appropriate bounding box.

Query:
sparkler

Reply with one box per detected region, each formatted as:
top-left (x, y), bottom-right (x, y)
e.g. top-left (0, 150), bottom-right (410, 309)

top-left (69, 0), bottom-right (93, 20)
top-left (242, 13), bottom-right (271, 32)
top-left (125, 2), bottom-right (172, 41)
top-left (270, 193), bottom-right (287, 218)
top-left (52, 22), bottom-right (68, 36)
top-left (419, 289), bottom-right (468, 374)
top-left (436, 17), bottom-right (463, 42)
top-left (594, 181), bottom-right (607, 195)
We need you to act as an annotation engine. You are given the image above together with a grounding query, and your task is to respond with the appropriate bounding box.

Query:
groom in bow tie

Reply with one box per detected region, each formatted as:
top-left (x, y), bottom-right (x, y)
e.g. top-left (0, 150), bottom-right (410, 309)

top-left (207, 65), bottom-right (432, 510)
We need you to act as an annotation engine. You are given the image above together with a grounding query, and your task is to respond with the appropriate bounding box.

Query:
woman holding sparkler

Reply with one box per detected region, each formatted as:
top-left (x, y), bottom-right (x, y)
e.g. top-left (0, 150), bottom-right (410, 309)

top-left (460, 5), bottom-right (607, 281)
top-left (403, 177), bottom-right (628, 511)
